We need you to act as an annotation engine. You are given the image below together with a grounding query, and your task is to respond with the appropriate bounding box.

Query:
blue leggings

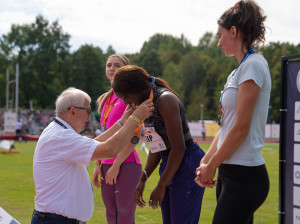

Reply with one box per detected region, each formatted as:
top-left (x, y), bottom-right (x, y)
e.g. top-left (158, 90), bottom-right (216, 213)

top-left (213, 164), bottom-right (269, 224)
top-left (159, 143), bottom-right (205, 224)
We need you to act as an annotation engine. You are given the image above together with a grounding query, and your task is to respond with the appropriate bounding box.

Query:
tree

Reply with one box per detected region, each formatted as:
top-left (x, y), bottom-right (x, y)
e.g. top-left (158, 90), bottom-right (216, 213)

top-left (162, 61), bottom-right (184, 100)
top-left (67, 45), bottom-right (108, 109)
top-left (181, 52), bottom-right (224, 121)
top-left (198, 32), bottom-right (214, 50)
top-left (185, 87), bottom-right (207, 121)
top-left (0, 15), bottom-right (70, 108)
top-left (105, 45), bottom-right (115, 58)
top-left (0, 52), bottom-right (10, 107)
top-left (179, 51), bottom-right (204, 106)
top-left (140, 34), bottom-right (170, 53)
top-left (161, 50), bottom-right (182, 66)
top-left (261, 42), bottom-right (300, 122)
top-left (141, 33), bottom-right (192, 54)
top-left (136, 49), bottom-right (163, 76)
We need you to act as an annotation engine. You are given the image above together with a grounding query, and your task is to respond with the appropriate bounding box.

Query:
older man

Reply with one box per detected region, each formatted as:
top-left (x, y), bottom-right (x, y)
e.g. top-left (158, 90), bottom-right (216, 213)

top-left (31, 87), bottom-right (153, 224)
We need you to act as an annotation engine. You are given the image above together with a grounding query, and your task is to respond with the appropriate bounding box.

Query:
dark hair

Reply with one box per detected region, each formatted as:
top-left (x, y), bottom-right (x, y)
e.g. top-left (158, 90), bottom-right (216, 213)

top-left (112, 65), bottom-right (180, 99)
top-left (217, 0), bottom-right (267, 49)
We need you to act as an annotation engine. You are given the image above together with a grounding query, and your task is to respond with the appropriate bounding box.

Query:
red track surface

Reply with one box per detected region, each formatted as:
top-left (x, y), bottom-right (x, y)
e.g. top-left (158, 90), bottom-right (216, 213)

top-left (0, 135), bottom-right (39, 141)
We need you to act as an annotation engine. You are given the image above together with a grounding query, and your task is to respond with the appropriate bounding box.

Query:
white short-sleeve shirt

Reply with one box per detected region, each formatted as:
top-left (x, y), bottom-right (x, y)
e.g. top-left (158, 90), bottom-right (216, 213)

top-left (217, 53), bottom-right (271, 166)
top-left (33, 117), bottom-right (99, 222)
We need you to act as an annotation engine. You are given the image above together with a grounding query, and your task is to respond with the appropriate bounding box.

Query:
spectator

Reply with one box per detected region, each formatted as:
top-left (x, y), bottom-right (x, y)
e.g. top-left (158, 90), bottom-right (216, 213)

top-left (201, 122), bottom-right (206, 141)
top-left (15, 119), bottom-right (23, 142)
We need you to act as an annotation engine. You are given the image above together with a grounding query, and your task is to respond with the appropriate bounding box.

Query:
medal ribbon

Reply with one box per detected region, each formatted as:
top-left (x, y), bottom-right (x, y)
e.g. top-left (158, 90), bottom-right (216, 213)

top-left (102, 92), bottom-right (118, 126)
top-left (134, 89), bottom-right (153, 136)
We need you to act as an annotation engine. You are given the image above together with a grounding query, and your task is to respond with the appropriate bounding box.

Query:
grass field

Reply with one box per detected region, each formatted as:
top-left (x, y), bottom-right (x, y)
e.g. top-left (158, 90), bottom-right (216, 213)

top-left (0, 142), bottom-right (279, 223)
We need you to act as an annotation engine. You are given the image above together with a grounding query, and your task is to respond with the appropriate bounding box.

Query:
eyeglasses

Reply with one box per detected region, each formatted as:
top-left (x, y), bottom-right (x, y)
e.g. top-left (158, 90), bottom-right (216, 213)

top-left (68, 106), bottom-right (92, 115)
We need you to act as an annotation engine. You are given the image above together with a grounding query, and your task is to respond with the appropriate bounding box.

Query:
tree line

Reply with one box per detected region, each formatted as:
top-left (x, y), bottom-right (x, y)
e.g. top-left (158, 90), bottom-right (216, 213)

top-left (1, 15), bottom-right (300, 123)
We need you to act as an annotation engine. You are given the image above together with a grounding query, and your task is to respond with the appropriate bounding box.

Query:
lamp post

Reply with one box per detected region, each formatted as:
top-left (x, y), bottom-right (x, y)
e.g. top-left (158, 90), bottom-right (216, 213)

top-left (200, 104), bottom-right (204, 123)
top-left (269, 105), bottom-right (272, 138)
top-left (5, 64), bottom-right (19, 112)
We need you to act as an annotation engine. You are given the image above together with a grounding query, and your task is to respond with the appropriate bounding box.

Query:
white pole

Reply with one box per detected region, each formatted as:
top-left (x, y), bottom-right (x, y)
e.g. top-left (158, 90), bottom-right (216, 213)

top-left (6, 68), bottom-right (9, 110)
top-left (15, 64), bottom-right (19, 113)
top-left (200, 104), bottom-right (204, 123)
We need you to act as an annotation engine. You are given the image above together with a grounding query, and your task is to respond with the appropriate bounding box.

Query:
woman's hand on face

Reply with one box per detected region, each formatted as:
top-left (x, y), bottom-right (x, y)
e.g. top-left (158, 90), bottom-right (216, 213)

top-left (132, 99), bottom-right (154, 121)
top-left (135, 180), bottom-right (146, 208)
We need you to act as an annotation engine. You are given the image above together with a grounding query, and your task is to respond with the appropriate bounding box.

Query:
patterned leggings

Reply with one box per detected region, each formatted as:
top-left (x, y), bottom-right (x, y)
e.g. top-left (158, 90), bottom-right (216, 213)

top-left (101, 162), bottom-right (142, 224)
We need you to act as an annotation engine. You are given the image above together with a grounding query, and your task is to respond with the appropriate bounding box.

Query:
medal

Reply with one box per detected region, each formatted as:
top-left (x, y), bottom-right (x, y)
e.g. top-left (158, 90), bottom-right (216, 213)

top-left (218, 91), bottom-right (223, 126)
top-left (218, 114), bottom-right (223, 126)
top-left (101, 125), bottom-right (107, 132)
top-left (130, 89), bottom-right (154, 143)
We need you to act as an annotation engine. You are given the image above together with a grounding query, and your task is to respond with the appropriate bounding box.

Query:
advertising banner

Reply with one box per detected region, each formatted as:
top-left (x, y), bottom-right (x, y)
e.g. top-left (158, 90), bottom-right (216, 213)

top-left (280, 54), bottom-right (300, 224)
top-left (0, 207), bottom-right (20, 224)
top-left (4, 112), bottom-right (17, 135)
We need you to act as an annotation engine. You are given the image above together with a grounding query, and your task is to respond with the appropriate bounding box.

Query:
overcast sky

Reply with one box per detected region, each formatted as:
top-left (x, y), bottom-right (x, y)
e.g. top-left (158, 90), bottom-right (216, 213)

top-left (0, 0), bottom-right (299, 54)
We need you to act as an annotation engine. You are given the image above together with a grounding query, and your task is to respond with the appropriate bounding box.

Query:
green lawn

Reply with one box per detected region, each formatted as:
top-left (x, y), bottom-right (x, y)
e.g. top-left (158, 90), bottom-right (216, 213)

top-left (0, 142), bottom-right (278, 223)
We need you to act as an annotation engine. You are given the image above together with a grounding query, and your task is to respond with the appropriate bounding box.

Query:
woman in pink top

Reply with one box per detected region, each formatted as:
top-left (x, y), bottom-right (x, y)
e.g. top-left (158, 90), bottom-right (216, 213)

top-left (92, 54), bottom-right (142, 224)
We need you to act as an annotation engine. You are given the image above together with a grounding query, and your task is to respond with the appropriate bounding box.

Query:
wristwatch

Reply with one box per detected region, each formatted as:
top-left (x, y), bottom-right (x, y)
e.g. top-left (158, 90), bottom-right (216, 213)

top-left (130, 136), bottom-right (139, 145)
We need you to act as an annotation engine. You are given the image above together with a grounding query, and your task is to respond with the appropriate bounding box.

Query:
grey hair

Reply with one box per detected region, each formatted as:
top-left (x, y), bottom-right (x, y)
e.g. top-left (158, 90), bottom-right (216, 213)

top-left (55, 87), bottom-right (91, 116)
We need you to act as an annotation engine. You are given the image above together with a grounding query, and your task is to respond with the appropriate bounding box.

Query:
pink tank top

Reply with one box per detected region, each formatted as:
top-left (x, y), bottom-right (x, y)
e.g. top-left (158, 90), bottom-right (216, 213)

top-left (100, 93), bottom-right (141, 165)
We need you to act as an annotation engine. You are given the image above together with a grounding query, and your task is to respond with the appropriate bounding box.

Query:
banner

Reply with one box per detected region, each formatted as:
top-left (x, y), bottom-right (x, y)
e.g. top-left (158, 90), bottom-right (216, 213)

top-left (280, 54), bottom-right (300, 224)
top-left (265, 124), bottom-right (280, 138)
top-left (188, 121), bottom-right (219, 137)
top-left (4, 112), bottom-right (17, 135)
top-left (0, 141), bottom-right (14, 150)
top-left (189, 122), bottom-right (279, 138)
top-left (0, 207), bottom-right (20, 224)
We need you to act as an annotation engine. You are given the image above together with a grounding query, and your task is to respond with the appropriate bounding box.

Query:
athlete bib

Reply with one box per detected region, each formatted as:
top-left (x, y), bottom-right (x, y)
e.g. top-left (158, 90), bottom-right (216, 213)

top-left (143, 125), bottom-right (167, 153)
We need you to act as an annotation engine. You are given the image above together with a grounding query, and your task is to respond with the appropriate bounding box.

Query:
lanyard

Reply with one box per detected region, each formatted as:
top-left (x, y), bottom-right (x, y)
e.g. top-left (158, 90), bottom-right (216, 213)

top-left (102, 92), bottom-right (118, 126)
top-left (218, 48), bottom-right (255, 125)
top-left (54, 118), bottom-right (95, 194)
top-left (134, 89), bottom-right (153, 136)
top-left (53, 118), bottom-right (67, 129)
top-left (234, 48), bottom-right (255, 76)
